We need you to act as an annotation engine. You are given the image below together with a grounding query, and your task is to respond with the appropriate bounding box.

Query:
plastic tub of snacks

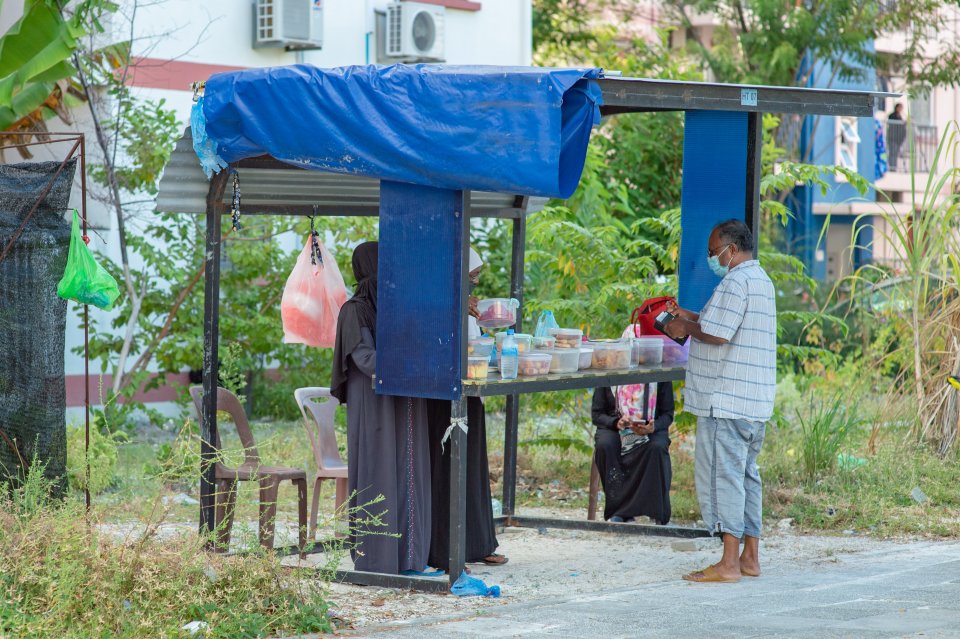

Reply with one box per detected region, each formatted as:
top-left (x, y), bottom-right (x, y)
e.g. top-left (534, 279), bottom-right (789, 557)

top-left (518, 352), bottom-right (552, 377)
top-left (477, 298), bottom-right (519, 329)
top-left (468, 337), bottom-right (495, 358)
top-left (578, 347), bottom-right (593, 370)
top-left (663, 337), bottom-right (690, 364)
top-left (467, 356), bottom-right (489, 380)
top-left (589, 340), bottom-right (631, 370)
top-left (632, 337), bottom-right (664, 366)
top-left (496, 332), bottom-right (532, 355)
top-left (532, 335), bottom-right (557, 350)
top-left (546, 348), bottom-right (579, 373)
top-left (549, 328), bottom-right (583, 349)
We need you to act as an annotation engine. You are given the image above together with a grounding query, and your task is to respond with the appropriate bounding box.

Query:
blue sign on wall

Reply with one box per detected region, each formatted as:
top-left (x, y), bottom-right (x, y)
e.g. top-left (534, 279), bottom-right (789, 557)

top-left (678, 111), bottom-right (749, 312)
top-left (376, 181), bottom-right (466, 400)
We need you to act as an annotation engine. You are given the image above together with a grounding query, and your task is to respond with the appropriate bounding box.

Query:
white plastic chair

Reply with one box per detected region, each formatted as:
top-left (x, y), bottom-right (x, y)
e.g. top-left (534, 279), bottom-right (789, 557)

top-left (294, 387), bottom-right (348, 539)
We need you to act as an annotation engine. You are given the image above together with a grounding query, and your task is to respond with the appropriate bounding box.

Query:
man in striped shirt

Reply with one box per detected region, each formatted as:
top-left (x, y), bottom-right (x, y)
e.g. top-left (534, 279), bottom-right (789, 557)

top-left (664, 219), bottom-right (776, 584)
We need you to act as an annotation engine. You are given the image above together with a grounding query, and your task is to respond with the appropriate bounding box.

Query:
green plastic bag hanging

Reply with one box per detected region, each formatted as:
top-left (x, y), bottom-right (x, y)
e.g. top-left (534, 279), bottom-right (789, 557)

top-left (56, 210), bottom-right (121, 310)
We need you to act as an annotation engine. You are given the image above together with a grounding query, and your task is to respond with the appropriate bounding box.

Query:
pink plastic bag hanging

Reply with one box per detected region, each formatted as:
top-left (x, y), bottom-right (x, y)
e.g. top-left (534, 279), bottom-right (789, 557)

top-left (280, 236), bottom-right (347, 347)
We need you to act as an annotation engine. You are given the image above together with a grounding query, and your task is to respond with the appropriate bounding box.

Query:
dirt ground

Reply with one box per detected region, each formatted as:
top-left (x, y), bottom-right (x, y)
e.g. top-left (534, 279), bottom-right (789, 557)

top-left (273, 507), bottom-right (885, 634)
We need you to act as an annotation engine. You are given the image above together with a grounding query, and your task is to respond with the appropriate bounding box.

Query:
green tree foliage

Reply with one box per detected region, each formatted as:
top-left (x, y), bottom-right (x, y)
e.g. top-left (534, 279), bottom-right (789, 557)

top-left (666, 0), bottom-right (960, 91)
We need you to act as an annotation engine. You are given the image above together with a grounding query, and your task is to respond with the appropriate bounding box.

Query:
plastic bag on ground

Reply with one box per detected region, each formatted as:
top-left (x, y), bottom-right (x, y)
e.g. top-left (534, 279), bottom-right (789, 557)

top-left (56, 210), bottom-right (121, 310)
top-left (450, 572), bottom-right (501, 597)
top-left (280, 236), bottom-right (347, 347)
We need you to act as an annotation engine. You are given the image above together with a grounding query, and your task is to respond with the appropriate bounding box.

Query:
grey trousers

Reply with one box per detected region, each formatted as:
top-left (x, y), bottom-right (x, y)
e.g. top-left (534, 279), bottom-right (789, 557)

top-left (694, 415), bottom-right (766, 539)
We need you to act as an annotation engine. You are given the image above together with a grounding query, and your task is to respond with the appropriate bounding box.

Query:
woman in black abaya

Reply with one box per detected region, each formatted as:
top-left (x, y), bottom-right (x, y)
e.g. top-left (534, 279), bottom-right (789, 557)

top-left (591, 381), bottom-right (674, 524)
top-left (331, 241), bottom-right (432, 574)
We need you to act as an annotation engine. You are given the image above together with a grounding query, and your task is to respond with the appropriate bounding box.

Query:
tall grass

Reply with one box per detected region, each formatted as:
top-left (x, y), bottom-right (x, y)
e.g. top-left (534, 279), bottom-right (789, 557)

top-left (796, 395), bottom-right (862, 478)
top-left (0, 460), bottom-right (340, 638)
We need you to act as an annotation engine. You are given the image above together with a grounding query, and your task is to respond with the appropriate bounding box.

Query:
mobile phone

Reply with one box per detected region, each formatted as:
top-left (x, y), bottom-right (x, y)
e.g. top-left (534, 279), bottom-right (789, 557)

top-left (654, 310), bottom-right (688, 345)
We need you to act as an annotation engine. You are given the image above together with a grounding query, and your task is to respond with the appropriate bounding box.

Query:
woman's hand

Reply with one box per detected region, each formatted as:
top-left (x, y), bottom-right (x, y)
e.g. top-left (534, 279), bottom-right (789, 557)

top-left (629, 420), bottom-right (655, 436)
top-left (616, 416), bottom-right (630, 431)
top-left (468, 295), bottom-right (480, 320)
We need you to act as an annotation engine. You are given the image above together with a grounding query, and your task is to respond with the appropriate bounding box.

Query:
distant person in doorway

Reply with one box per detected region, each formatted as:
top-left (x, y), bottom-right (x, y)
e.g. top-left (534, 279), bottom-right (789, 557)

top-left (331, 241), bottom-right (432, 575)
top-left (663, 220), bottom-right (776, 584)
top-left (591, 381), bottom-right (675, 525)
top-left (887, 103), bottom-right (906, 171)
top-left (427, 247), bottom-right (505, 573)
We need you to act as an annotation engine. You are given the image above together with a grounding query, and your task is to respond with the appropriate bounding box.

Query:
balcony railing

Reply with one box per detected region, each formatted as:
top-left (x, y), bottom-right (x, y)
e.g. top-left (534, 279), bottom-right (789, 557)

top-left (885, 120), bottom-right (937, 173)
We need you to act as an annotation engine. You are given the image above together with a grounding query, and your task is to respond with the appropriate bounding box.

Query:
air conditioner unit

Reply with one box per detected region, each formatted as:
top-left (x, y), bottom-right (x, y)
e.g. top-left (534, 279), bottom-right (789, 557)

top-left (253, 0), bottom-right (323, 50)
top-left (386, 1), bottom-right (445, 62)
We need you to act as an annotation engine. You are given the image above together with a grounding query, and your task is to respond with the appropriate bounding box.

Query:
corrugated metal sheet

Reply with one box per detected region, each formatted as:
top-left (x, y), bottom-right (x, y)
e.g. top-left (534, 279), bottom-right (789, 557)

top-left (156, 128), bottom-right (548, 217)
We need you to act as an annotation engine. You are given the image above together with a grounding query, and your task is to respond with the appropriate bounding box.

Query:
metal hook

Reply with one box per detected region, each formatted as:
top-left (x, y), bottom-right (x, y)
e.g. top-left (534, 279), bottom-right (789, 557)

top-left (309, 205), bottom-right (322, 266)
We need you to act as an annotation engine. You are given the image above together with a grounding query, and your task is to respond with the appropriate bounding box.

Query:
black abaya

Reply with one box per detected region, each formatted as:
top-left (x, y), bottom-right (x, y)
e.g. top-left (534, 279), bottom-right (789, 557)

top-left (591, 383), bottom-right (674, 524)
top-left (426, 397), bottom-right (499, 571)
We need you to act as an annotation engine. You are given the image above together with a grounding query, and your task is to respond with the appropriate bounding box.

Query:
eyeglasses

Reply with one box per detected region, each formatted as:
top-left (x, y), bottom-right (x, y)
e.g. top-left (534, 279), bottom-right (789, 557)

top-left (707, 242), bottom-right (733, 258)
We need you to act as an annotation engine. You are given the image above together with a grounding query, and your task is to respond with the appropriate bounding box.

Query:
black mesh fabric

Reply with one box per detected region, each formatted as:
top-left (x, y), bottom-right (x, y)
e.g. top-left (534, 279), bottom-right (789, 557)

top-left (0, 159), bottom-right (76, 495)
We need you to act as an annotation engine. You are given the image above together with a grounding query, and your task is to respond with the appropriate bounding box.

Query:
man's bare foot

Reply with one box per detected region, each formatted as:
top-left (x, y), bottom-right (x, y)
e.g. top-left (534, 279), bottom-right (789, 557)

top-left (739, 556), bottom-right (761, 577)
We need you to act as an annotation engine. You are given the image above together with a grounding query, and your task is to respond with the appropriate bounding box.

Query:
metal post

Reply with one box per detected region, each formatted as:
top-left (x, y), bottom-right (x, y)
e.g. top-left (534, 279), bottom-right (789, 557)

top-left (199, 172), bottom-right (228, 544)
top-left (502, 212), bottom-right (526, 517)
top-left (745, 112), bottom-right (762, 258)
top-left (79, 135), bottom-right (90, 513)
top-left (447, 396), bottom-right (468, 585)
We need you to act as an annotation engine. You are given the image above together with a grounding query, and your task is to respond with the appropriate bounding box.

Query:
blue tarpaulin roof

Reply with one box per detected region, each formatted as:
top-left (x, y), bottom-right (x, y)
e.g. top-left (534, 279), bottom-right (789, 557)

top-left (191, 64), bottom-right (603, 199)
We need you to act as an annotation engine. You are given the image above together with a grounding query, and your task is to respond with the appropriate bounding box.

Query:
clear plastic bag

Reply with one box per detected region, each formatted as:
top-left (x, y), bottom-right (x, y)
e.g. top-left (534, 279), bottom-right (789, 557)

top-left (534, 309), bottom-right (559, 337)
top-left (280, 236), bottom-right (347, 347)
top-left (56, 210), bottom-right (121, 310)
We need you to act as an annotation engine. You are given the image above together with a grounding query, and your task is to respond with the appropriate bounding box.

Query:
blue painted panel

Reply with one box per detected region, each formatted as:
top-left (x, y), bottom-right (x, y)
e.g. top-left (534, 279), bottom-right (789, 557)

top-left (678, 111), bottom-right (748, 312)
top-left (376, 181), bottom-right (465, 400)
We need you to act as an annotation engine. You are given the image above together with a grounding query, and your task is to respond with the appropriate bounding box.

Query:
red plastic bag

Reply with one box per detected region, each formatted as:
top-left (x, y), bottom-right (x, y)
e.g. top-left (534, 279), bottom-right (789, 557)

top-left (628, 296), bottom-right (676, 337)
top-left (280, 237), bottom-right (347, 347)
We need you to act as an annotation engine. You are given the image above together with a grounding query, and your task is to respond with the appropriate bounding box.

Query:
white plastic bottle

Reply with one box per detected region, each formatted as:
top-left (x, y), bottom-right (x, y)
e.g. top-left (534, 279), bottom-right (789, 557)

top-left (500, 329), bottom-right (519, 380)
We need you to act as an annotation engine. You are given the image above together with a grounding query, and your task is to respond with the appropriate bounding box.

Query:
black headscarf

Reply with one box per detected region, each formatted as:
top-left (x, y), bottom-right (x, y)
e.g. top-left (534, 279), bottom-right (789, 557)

top-left (331, 241), bottom-right (378, 403)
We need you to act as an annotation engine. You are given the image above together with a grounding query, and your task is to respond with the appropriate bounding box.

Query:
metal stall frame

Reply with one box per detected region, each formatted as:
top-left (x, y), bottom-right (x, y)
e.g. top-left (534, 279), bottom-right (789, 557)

top-left (156, 76), bottom-right (893, 593)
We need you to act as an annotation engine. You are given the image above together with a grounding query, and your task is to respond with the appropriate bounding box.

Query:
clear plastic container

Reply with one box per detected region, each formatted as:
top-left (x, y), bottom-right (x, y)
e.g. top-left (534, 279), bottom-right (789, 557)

top-left (663, 337), bottom-right (690, 364)
top-left (518, 352), bottom-right (552, 377)
top-left (477, 298), bottom-right (519, 329)
top-left (578, 347), bottom-right (593, 370)
top-left (550, 327), bottom-right (584, 349)
top-left (532, 335), bottom-right (556, 350)
top-left (545, 348), bottom-right (579, 373)
top-left (467, 337), bottom-right (495, 358)
top-left (632, 337), bottom-right (664, 366)
top-left (500, 331), bottom-right (519, 380)
top-left (497, 332), bottom-right (532, 355)
top-left (467, 356), bottom-right (489, 380)
top-left (589, 339), bottom-right (631, 369)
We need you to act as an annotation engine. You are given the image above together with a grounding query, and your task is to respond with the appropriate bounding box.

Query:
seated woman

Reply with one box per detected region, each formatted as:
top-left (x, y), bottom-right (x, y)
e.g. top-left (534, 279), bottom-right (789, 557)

top-left (591, 381), bottom-right (674, 525)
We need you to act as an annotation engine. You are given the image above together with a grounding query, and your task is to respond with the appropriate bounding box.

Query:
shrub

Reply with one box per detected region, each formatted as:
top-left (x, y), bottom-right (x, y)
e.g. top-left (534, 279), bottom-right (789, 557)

top-left (797, 395), bottom-right (863, 478)
top-left (65, 423), bottom-right (124, 495)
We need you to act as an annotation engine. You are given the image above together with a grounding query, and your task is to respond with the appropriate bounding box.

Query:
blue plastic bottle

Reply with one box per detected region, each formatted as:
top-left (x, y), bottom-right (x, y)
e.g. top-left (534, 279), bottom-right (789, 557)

top-left (500, 329), bottom-right (519, 380)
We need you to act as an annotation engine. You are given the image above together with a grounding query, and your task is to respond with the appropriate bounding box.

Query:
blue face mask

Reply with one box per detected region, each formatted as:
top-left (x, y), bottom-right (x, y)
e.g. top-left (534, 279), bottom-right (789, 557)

top-left (707, 244), bottom-right (732, 277)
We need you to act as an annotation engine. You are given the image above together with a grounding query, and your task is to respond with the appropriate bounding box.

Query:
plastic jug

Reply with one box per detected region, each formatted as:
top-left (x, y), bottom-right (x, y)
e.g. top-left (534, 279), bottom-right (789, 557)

top-left (499, 329), bottom-right (519, 380)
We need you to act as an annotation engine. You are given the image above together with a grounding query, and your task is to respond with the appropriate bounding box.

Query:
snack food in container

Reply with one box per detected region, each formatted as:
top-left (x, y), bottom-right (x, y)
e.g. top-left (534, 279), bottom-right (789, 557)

top-left (517, 352), bottom-right (552, 377)
top-left (632, 337), bottom-right (664, 366)
top-left (589, 339), bottom-right (631, 370)
top-left (532, 335), bottom-right (556, 350)
top-left (549, 327), bottom-right (583, 349)
top-left (496, 332), bottom-right (532, 355)
top-left (662, 336), bottom-right (690, 363)
top-left (578, 347), bottom-right (593, 370)
top-left (477, 298), bottom-right (519, 329)
top-left (467, 337), bottom-right (495, 358)
top-left (545, 348), bottom-right (579, 373)
top-left (467, 356), bottom-right (489, 380)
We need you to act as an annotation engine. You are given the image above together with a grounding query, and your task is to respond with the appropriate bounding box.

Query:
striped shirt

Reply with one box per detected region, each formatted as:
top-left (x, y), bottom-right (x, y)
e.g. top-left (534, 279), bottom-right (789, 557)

top-left (684, 260), bottom-right (777, 422)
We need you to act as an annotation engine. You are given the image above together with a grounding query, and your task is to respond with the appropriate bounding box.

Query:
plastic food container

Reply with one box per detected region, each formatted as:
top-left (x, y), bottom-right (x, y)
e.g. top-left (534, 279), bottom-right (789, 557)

top-left (467, 337), bottom-right (495, 358)
top-left (467, 356), bottom-right (489, 380)
top-left (550, 328), bottom-right (583, 349)
top-left (545, 348), bottom-right (579, 373)
top-left (477, 298), bottom-right (519, 329)
top-left (497, 332), bottom-right (532, 355)
top-left (578, 347), bottom-right (593, 370)
top-left (518, 352), bottom-right (552, 377)
top-left (663, 337), bottom-right (690, 364)
top-left (532, 336), bottom-right (556, 350)
top-left (632, 337), bottom-right (664, 366)
top-left (589, 340), bottom-right (631, 370)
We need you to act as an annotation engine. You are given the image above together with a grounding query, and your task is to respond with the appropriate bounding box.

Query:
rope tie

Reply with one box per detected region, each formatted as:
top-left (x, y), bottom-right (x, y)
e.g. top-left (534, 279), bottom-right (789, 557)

top-left (441, 416), bottom-right (468, 453)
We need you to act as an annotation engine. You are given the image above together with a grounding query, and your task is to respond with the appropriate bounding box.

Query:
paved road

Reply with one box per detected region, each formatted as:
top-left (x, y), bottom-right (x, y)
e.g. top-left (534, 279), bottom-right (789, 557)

top-left (345, 541), bottom-right (960, 638)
